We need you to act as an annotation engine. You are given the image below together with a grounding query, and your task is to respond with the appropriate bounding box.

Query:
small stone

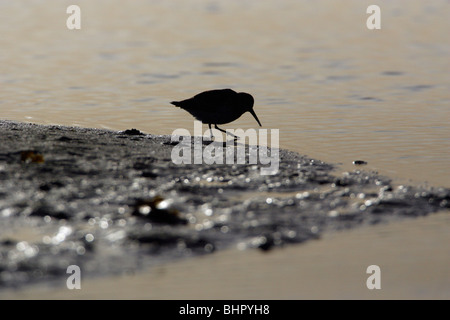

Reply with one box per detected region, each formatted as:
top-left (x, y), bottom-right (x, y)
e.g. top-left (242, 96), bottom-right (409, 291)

top-left (121, 128), bottom-right (143, 136)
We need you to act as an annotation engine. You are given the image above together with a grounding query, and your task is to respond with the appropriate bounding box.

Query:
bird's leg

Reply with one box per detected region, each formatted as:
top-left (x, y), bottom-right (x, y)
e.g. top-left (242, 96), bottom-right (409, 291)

top-left (214, 124), bottom-right (239, 140)
top-left (208, 124), bottom-right (214, 140)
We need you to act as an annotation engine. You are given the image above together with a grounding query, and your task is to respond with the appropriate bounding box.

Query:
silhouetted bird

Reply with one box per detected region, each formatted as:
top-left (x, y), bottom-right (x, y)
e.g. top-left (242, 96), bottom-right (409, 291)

top-left (171, 89), bottom-right (261, 138)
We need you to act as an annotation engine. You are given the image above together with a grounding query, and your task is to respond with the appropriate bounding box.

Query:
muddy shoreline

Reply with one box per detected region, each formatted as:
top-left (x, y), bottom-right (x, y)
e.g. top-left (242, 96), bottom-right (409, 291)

top-left (0, 120), bottom-right (448, 290)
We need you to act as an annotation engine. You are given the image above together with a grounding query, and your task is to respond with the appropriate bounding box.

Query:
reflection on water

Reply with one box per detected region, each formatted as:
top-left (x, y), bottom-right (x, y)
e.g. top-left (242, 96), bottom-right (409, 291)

top-left (1, 0), bottom-right (449, 187)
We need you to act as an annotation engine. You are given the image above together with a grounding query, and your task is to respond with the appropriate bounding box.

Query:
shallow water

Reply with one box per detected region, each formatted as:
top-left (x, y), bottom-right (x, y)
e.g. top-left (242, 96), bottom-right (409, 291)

top-left (1, 0), bottom-right (449, 187)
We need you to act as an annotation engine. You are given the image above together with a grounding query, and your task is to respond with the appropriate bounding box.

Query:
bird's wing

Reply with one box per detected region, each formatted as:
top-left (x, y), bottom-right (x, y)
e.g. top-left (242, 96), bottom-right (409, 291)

top-left (189, 89), bottom-right (237, 110)
top-left (172, 89), bottom-right (237, 111)
top-left (193, 88), bottom-right (236, 100)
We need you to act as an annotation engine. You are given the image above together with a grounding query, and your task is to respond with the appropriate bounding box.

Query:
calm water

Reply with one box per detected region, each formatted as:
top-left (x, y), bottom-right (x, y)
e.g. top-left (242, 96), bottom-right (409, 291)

top-left (1, 0), bottom-right (449, 187)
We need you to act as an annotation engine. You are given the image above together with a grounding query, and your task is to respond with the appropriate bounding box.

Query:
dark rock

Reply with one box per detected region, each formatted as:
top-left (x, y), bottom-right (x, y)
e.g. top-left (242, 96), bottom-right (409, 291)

top-left (30, 205), bottom-right (70, 220)
top-left (132, 196), bottom-right (188, 225)
top-left (121, 128), bottom-right (143, 136)
top-left (57, 136), bottom-right (72, 142)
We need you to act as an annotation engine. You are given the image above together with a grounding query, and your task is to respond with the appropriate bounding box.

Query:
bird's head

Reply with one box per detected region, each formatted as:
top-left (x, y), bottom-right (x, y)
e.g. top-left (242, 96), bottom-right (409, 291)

top-left (238, 92), bottom-right (261, 127)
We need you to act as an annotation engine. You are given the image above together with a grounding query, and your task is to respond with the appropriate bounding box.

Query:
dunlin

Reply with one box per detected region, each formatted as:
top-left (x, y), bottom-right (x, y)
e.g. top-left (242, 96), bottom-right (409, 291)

top-left (171, 88), bottom-right (261, 138)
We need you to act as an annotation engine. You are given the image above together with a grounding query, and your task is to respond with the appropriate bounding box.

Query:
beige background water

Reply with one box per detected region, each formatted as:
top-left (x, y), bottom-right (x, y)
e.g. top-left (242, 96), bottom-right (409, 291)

top-left (1, 1), bottom-right (449, 300)
top-left (1, 0), bottom-right (449, 188)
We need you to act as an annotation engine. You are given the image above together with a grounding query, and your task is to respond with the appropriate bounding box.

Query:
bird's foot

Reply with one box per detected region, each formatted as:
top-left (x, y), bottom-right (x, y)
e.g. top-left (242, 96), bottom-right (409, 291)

top-left (202, 135), bottom-right (215, 144)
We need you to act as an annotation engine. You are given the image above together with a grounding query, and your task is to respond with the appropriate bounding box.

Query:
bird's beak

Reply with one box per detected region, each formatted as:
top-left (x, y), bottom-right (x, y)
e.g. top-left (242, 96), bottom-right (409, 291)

top-left (249, 109), bottom-right (262, 127)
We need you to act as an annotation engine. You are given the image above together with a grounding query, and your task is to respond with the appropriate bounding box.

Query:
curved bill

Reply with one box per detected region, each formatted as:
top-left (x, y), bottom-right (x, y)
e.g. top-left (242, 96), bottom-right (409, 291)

top-left (249, 109), bottom-right (262, 127)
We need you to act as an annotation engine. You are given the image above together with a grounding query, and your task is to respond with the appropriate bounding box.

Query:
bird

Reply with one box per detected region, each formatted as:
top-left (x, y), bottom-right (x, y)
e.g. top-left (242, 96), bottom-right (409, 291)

top-left (171, 89), bottom-right (261, 139)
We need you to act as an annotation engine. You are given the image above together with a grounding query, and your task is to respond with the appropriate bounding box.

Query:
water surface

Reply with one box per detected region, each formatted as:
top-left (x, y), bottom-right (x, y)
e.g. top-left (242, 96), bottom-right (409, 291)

top-left (1, 0), bottom-right (449, 187)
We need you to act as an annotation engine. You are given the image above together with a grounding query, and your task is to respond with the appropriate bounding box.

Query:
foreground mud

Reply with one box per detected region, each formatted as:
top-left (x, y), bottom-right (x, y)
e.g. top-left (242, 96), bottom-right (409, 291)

top-left (0, 120), bottom-right (448, 289)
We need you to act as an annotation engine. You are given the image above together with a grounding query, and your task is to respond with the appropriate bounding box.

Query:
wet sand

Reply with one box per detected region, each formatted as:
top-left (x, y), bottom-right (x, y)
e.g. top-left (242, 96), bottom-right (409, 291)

top-left (0, 120), bottom-right (448, 299)
top-left (3, 211), bottom-right (449, 300)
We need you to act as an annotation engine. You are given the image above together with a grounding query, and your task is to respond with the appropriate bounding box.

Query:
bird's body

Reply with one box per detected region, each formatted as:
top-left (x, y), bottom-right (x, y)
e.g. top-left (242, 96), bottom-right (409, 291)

top-left (171, 89), bottom-right (261, 137)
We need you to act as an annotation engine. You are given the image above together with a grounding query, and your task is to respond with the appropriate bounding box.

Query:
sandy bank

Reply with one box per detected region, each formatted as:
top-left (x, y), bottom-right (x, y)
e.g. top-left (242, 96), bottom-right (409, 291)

top-left (0, 120), bottom-right (448, 298)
